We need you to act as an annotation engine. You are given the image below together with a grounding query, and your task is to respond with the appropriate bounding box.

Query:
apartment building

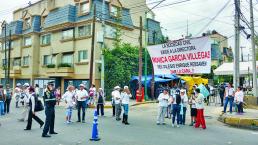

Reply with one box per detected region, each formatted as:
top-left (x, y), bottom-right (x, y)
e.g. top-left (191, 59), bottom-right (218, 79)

top-left (0, 0), bottom-right (163, 93)
top-left (202, 30), bottom-right (233, 67)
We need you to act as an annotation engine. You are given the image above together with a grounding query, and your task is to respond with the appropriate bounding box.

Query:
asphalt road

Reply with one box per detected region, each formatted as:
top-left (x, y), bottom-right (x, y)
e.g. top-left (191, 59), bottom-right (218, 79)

top-left (0, 102), bottom-right (257, 145)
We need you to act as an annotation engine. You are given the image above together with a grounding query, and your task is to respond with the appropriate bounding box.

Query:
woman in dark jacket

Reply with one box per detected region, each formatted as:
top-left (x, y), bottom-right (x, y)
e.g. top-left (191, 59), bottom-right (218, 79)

top-left (24, 87), bottom-right (44, 130)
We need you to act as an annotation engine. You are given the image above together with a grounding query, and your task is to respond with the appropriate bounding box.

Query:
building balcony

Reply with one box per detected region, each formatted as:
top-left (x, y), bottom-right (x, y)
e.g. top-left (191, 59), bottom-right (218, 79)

top-left (1, 66), bottom-right (21, 77)
top-left (46, 66), bottom-right (74, 77)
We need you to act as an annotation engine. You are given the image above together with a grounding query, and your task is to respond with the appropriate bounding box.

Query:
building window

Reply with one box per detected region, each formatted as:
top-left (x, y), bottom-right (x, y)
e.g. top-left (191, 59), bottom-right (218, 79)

top-left (62, 29), bottom-right (74, 40)
top-left (110, 5), bottom-right (120, 17)
top-left (24, 37), bottom-right (32, 46)
top-left (13, 58), bottom-right (21, 66)
top-left (2, 59), bottom-right (6, 67)
top-left (2, 41), bottom-right (14, 50)
top-left (41, 15), bottom-right (47, 27)
top-left (41, 34), bottom-right (51, 45)
top-left (78, 50), bottom-right (88, 62)
top-left (43, 55), bottom-right (52, 65)
top-left (80, 1), bottom-right (90, 14)
top-left (105, 25), bottom-right (116, 38)
top-left (61, 54), bottom-right (73, 66)
top-left (23, 56), bottom-right (29, 66)
top-left (78, 25), bottom-right (91, 37)
top-left (52, 55), bottom-right (56, 65)
top-left (24, 17), bottom-right (31, 29)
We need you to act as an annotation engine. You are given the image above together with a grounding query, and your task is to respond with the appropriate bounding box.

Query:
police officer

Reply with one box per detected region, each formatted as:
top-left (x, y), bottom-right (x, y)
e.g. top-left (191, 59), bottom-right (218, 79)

top-left (42, 82), bottom-right (57, 138)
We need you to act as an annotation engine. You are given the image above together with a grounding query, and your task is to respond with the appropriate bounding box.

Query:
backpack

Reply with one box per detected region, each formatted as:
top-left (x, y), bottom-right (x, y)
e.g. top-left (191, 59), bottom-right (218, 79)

top-left (5, 89), bottom-right (12, 99)
top-left (175, 94), bottom-right (181, 105)
top-left (31, 94), bottom-right (44, 112)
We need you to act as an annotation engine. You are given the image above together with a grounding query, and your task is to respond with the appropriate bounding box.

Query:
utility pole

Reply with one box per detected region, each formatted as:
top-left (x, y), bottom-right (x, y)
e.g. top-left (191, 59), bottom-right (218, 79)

top-left (233, 0), bottom-right (240, 90)
top-left (139, 16), bottom-right (143, 97)
top-left (249, 0), bottom-right (257, 97)
top-left (101, 0), bottom-right (105, 91)
top-left (4, 22), bottom-right (7, 86)
top-left (248, 54), bottom-right (250, 87)
top-left (89, 4), bottom-right (96, 86)
top-left (151, 31), bottom-right (157, 100)
top-left (144, 12), bottom-right (149, 101)
top-left (7, 30), bottom-right (11, 84)
top-left (240, 46), bottom-right (245, 62)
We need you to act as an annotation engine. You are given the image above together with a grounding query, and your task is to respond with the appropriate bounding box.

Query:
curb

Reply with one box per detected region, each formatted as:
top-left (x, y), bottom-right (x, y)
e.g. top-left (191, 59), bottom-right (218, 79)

top-left (130, 101), bottom-right (157, 106)
top-left (218, 115), bottom-right (258, 130)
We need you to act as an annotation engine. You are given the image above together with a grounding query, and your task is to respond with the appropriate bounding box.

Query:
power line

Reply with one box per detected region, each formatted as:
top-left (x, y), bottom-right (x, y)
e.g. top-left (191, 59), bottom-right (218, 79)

top-left (195, 0), bottom-right (231, 36)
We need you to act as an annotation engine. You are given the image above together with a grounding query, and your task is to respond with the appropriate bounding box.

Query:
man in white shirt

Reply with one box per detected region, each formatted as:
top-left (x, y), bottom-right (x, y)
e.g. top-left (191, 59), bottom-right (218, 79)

top-left (75, 84), bottom-right (88, 123)
top-left (113, 86), bottom-right (122, 121)
top-left (157, 88), bottom-right (170, 125)
top-left (223, 83), bottom-right (235, 113)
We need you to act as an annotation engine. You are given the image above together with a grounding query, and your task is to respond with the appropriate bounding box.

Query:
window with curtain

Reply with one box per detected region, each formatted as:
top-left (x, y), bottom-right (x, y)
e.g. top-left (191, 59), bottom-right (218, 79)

top-left (24, 37), bottom-right (32, 46)
top-left (13, 58), bottom-right (21, 66)
top-left (105, 25), bottom-right (116, 38)
top-left (62, 54), bottom-right (73, 65)
top-left (43, 55), bottom-right (52, 65)
top-left (24, 17), bottom-right (31, 29)
top-left (78, 50), bottom-right (88, 62)
top-left (2, 41), bottom-right (14, 50)
top-left (41, 34), bottom-right (51, 45)
top-left (110, 5), bottom-right (120, 17)
top-left (78, 25), bottom-right (91, 37)
top-left (62, 29), bottom-right (74, 40)
top-left (23, 56), bottom-right (29, 66)
top-left (80, 1), bottom-right (90, 14)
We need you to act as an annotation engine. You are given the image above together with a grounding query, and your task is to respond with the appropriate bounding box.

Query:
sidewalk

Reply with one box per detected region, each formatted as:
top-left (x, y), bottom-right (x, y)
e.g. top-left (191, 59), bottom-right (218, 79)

top-left (218, 108), bottom-right (258, 130)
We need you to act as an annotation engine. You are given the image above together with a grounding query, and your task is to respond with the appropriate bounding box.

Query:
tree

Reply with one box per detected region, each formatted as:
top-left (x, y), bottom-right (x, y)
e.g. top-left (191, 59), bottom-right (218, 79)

top-left (103, 43), bottom-right (153, 99)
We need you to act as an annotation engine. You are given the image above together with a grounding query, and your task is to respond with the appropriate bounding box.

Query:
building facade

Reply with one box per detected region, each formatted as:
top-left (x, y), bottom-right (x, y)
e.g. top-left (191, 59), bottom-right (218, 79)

top-left (0, 0), bottom-right (162, 93)
top-left (203, 30), bottom-right (233, 67)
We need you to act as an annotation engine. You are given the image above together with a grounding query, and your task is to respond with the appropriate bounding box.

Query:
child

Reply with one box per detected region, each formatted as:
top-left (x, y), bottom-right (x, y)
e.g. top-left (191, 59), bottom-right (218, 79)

top-left (189, 92), bottom-right (197, 126)
top-left (62, 85), bottom-right (75, 124)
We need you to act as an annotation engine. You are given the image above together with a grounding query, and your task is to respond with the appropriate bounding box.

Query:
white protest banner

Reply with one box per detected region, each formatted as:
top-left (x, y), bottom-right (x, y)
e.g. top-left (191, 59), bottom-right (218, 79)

top-left (147, 37), bottom-right (211, 75)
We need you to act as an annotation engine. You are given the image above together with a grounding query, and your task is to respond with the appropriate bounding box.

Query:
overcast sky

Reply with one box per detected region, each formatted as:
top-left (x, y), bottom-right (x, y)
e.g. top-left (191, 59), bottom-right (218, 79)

top-left (0, 0), bottom-right (258, 59)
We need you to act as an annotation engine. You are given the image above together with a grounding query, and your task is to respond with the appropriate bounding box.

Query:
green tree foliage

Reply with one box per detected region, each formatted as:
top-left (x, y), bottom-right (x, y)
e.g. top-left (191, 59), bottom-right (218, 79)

top-left (103, 43), bottom-right (153, 97)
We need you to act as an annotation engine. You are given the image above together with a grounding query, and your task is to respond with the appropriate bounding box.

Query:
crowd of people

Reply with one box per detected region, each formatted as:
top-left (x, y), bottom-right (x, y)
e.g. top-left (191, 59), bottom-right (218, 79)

top-left (156, 86), bottom-right (206, 129)
top-left (0, 82), bottom-right (133, 135)
top-left (0, 80), bottom-right (245, 136)
top-left (155, 82), bottom-right (245, 130)
top-left (219, 83), bottom-right (245, 114)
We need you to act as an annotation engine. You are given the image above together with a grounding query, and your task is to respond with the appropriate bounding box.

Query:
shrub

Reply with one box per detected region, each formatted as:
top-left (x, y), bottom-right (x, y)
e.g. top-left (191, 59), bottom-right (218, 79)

top-left (58, 63), bottom-right (72, 68)
top-left (46, 64), bottom-right (55, 68)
